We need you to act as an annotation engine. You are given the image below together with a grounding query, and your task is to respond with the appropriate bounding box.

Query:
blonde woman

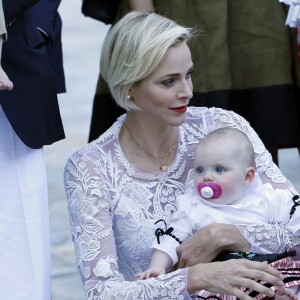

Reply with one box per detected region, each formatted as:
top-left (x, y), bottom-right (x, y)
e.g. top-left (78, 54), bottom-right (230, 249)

top-left (64, 12), bottom-right (300, 299)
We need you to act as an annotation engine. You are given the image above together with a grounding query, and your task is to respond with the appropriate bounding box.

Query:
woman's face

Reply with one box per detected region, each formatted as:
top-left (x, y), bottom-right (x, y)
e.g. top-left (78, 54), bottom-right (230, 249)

top-left (129, 42), bottom-right (194, 127)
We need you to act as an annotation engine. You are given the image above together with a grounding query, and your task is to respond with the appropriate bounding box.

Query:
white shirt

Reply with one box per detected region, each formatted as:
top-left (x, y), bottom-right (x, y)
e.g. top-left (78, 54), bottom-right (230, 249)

top-left (153, 177), bottom-right (300, 265)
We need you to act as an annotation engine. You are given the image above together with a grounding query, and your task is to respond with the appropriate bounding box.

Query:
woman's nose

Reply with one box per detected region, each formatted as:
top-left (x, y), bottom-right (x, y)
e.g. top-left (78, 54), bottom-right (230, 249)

top-left (178, 80), bottom-right (193, 100)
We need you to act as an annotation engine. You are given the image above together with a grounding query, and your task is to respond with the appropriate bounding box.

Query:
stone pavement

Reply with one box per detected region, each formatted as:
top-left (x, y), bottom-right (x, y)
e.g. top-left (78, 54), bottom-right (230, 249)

top-left (45, 1), bottom-right (300, 299)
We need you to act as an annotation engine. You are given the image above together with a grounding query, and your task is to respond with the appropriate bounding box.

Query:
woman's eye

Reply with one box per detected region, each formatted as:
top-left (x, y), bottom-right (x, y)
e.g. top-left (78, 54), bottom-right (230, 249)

top-left (196, 167), bottom-right (204, 173)
top-left (215, 166), bottom-right (225, 173)
top-left (161, 79), bottom-right (175, 87)
top-left (186, 71), bottom-right (193, 79)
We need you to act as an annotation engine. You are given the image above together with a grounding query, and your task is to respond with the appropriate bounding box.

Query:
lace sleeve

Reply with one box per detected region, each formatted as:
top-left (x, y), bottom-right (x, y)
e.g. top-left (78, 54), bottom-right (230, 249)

top-left (64, 152), bottom-right (193, 300)
top-left (213, 108), bottom-right (300, 254)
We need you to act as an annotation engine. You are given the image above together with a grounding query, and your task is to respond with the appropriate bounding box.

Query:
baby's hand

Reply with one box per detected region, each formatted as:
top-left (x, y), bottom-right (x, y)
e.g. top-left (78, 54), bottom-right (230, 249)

top-left (135, 266), bottom-right (166, 280)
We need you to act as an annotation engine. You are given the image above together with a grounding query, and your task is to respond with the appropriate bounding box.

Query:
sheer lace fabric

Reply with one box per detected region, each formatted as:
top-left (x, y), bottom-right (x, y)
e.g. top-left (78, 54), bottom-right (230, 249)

top-left (64, 107), bottom-right (299, 299)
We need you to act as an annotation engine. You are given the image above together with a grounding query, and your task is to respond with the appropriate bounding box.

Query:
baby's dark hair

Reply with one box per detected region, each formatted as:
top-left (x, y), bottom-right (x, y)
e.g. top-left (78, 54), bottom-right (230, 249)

top-left (198, 127), bottom-right (256, 168)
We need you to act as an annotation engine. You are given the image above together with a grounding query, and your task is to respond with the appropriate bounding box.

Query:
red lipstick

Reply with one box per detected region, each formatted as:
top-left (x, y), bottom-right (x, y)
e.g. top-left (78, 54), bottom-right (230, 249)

top-left (170, 106), bottom-right (187, 113)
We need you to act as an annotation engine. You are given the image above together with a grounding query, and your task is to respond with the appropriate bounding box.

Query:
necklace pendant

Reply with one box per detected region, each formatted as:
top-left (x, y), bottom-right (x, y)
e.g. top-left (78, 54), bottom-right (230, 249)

top-left (160, 164), bottom-right (168, 171)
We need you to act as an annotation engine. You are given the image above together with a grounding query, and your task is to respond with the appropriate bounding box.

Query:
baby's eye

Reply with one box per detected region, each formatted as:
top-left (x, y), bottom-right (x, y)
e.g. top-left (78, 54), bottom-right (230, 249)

top-left (196, 167), bottom-right (204, 173)
top-left (215, 166), bottom-right (225, 173)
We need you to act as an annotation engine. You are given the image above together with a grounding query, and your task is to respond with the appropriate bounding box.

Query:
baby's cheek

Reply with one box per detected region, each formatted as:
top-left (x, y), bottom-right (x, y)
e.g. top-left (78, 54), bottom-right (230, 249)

top-left (220, 182), bottom-right (235, 197)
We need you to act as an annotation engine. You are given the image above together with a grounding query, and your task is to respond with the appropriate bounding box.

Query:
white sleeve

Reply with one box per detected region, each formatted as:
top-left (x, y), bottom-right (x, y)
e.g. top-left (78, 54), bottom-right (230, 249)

top-left (262, 183), bottom-right (300, 236)
top-left (264, 184), bottom-right (300, 237)
top-left (286, 195), bottom-right (300, 236)
top-left (151, 192), bottom-right (196, 265)
top-left (262, 184), bottom-right (292, 223)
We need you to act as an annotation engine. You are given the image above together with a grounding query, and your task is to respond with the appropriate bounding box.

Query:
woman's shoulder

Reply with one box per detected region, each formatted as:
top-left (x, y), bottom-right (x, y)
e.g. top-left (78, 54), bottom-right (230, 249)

top-left (186, 106), bottom-right (246, 120)
top-left (66, 115), bottom-right (126, 165)
top-left (186, 106), bottom-right (213, 118)
top-left (184, 106), bottom-right (248, 134)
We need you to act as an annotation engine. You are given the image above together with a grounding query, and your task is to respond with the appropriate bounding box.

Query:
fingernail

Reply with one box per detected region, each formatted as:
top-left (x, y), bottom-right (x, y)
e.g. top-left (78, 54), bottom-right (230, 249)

top-left (278, 280), bottom-right (284, 286)
top-left (279, 274), bottom-right (285, 280)
top-left (268, 290), bottom-right (275, 297)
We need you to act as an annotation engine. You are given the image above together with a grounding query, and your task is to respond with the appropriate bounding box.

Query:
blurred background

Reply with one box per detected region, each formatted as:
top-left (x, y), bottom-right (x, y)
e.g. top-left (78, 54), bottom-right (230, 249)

top-left (45, 1), bottom-right (108, 299)
top-left (46, 1), bottom-right (300, 299)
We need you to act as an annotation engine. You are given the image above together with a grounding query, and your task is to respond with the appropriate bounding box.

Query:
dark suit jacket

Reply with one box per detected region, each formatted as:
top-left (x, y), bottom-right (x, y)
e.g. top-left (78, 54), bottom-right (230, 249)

top-left (0, 0), bottom-right (65, 149)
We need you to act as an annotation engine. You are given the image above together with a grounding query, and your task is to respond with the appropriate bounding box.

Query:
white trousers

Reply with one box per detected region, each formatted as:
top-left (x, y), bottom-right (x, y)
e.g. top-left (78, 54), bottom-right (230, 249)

top-left (0, 106), bottom-right (51, 300)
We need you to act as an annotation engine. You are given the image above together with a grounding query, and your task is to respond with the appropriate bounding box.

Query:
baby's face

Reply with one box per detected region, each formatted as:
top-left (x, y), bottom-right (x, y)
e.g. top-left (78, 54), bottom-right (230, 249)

top-left (193, 139), bottom-right (248, 205)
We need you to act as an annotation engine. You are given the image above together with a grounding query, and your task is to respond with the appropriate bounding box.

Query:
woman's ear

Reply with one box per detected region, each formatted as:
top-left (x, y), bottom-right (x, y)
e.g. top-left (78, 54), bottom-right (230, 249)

top-left (244, 167), bottom-right (255, 185)
top-left (128, 88), bottom-right (134, 101)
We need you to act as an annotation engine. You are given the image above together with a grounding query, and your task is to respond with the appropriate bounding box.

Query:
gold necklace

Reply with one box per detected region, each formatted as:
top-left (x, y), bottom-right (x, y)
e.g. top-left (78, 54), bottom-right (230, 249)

top-left (123, 122), bottom-right (177, 170)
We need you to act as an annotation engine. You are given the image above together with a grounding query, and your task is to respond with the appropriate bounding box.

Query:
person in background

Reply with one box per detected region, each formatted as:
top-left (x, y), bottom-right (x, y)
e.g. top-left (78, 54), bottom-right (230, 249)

top-left (64, 11), bottom-right (299, 299)
top-left (136, 127), bottom-right (300, 300)
top-left (0, 0), bottom-right (13, 90)
top-left (88, 0), bottom-right (300, 166)
top-left (0, 0), bottom-right (65, 299)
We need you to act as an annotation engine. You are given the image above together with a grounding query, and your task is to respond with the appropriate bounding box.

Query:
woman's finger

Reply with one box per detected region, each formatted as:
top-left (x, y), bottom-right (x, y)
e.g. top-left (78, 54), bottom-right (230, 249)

top-left (231, 260), bottom-right (284, 298)
top-left (241, 277), bottom-right (276, 298)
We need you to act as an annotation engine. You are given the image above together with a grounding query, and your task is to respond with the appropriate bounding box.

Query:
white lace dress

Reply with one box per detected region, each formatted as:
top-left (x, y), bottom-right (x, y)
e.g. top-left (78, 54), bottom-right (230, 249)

top-left (64, 107), bottom-right (300, 300)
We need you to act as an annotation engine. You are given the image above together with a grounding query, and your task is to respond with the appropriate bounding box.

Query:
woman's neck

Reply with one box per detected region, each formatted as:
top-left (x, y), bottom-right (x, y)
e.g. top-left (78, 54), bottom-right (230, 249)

top-left (126, 113), bottom-right (178, 154)
top-left (119, 113), bottom-right (179, 172)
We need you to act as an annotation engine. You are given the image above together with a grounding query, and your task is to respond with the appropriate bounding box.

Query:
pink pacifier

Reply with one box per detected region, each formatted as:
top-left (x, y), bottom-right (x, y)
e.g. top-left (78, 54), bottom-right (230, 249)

top-left (197, 182), bottom-right (222, 199)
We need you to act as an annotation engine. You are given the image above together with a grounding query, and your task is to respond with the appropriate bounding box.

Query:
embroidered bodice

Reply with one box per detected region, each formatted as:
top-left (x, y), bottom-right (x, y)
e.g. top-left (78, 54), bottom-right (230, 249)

top-left (64, 107), bottom-right (299, 300)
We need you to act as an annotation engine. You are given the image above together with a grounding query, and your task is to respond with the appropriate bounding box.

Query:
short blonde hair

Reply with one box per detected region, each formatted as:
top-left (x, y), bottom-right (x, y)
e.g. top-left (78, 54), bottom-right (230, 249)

top-left (100, 11), bottom-right (193, 111)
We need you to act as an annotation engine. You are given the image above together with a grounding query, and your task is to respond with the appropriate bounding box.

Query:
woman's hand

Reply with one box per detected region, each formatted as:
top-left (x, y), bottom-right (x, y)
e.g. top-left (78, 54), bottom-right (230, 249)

top-left (177, 224), bottom-right (251, 268)
top-left (187, 259), bottom-right (285, 299)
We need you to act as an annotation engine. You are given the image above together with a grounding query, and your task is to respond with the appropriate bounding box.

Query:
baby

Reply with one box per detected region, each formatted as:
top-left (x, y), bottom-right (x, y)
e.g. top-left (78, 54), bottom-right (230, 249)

top-left (136, 127), bottom-right (300, 300)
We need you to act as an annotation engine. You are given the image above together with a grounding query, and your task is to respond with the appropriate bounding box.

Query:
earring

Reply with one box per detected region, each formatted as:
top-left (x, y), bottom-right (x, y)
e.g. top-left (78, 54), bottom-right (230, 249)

top-left (127, 95), bottom-right (131, 100)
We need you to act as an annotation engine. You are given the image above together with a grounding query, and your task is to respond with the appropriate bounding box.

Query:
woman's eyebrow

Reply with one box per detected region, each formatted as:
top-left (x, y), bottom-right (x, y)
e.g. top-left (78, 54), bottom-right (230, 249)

top-left (159, 65), bottom-right (195, 78)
